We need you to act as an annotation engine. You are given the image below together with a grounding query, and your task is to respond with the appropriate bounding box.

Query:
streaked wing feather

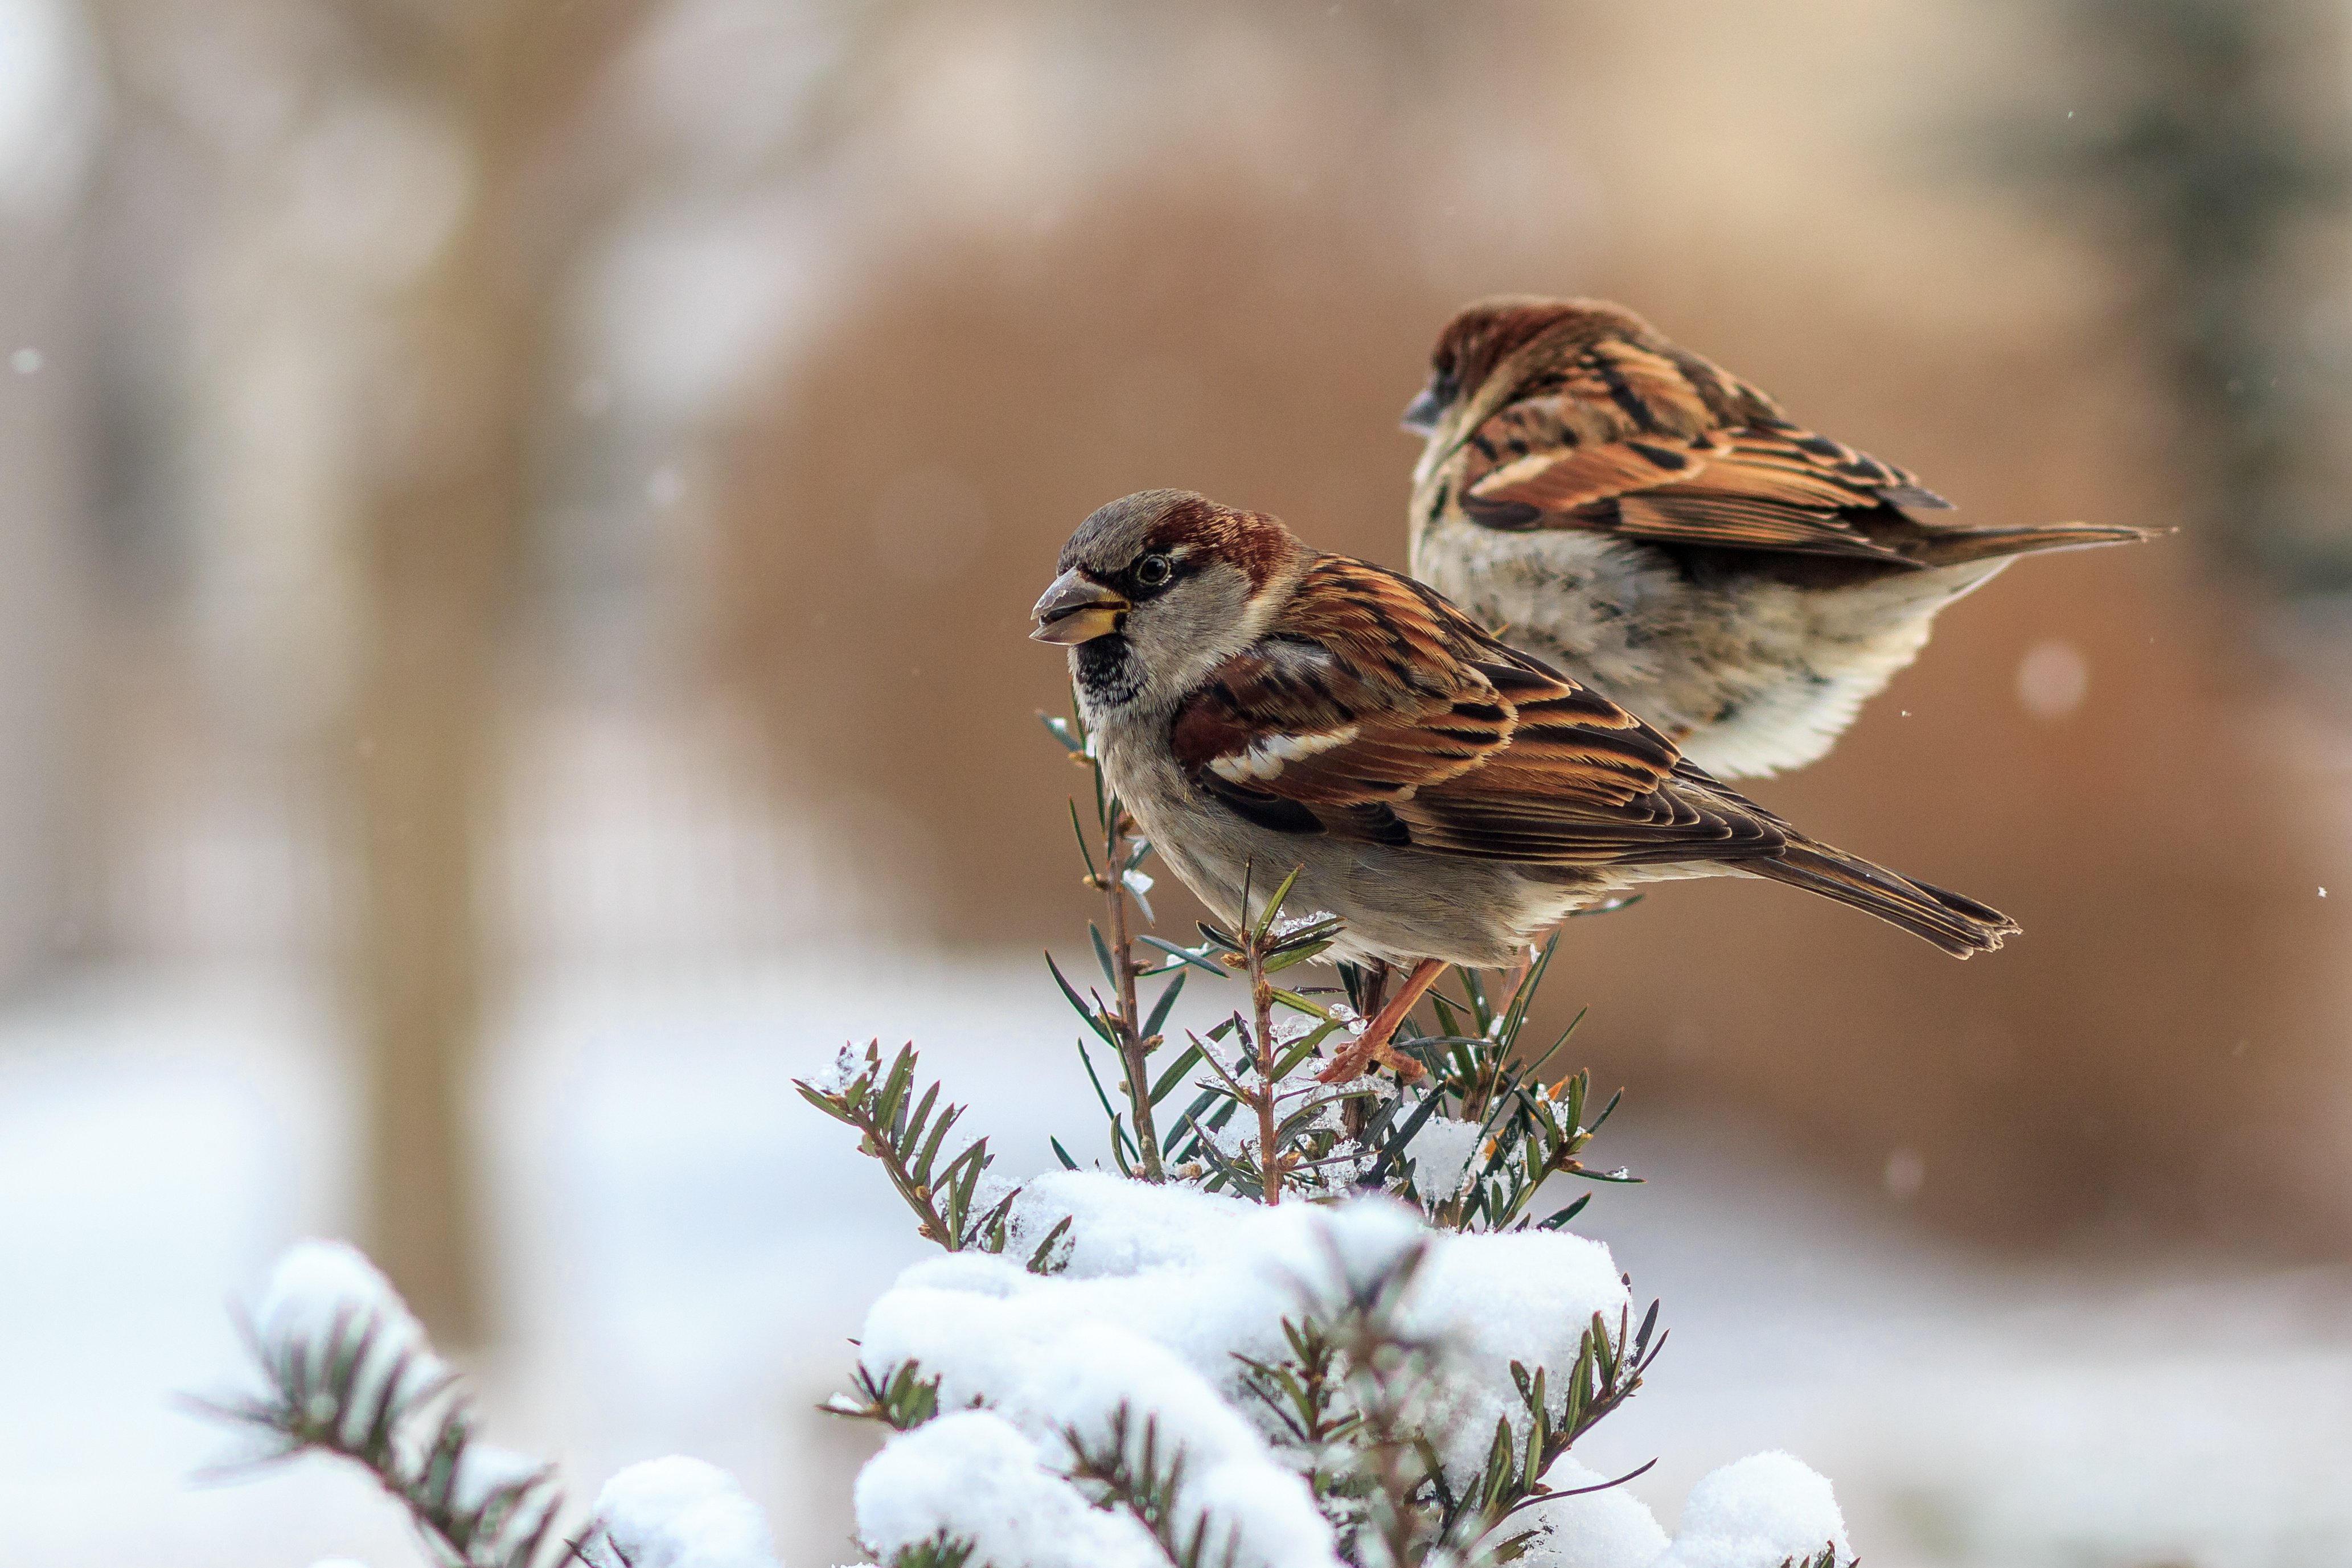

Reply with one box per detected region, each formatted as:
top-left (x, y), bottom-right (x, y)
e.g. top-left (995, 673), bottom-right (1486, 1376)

top-left (1458, 330), bottom-right (1945, 563)
top-left (1554, 338), bottom-right (1722, 440)
top-left (1169, 557), bottom-right (1789, 865)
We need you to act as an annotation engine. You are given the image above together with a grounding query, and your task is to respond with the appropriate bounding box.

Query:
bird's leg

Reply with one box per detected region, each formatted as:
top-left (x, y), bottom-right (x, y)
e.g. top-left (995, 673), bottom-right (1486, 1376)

top-left (1501, 946), bottom-right (1534, 1012)
top-left (1317, 957), bottom-right (1444, 1084)
top-left (1340, 962), bottom-right (1389, 1139)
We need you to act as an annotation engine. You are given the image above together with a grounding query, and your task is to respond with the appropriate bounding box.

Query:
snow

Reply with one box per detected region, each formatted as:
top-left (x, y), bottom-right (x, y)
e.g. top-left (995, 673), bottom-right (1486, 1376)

top-left (1650, 1452), bottom-right (1848, 1568)
top-left (256, 1239), bottom-right (427, 1358)
top-left (253, 1239), bottom-right (449, 1438)
top-left (1405, 1113), bottom-right (1486, 1201)
top-left (13, 959), bottom-right (2352, 1567)
top-left (447, 1444), bottom-right (552, 1514)
top-left (1510, 1458), bottom-right (1669, 1568)
top-left (856, 1411), bottom-right (1167, 1568)
top-left (1485, 1448), bottom-right (1846, 1568)
top-left (1410, 1228), bottom-right (1632, 1481)
top-left (851, 1173), bottom-right (1665, 1566)
top-left (582, 1456), bottom-right (781, 1568)
top-left (804, 1040), bottom-right (867, 1097)
top-left (857, 1261), bottom-right (1342, 1567)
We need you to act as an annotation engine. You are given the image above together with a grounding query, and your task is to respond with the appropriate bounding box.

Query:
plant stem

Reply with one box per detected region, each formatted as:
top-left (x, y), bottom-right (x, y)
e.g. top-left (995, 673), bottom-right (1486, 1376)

top-left (1103, 802), bottom-right (1164, 1181)
top-left (872, 1133), bottom-right (958, 1247)
top-left (1251, 941), bottom-right (1282, 1206)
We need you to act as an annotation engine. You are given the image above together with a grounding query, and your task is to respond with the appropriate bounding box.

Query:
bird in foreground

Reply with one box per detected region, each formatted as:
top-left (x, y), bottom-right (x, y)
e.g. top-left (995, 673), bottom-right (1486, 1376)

top-left (1403, 296), bottom-right (2158, 779)
top-left (1032, 490), bottom-right (2017, 1081)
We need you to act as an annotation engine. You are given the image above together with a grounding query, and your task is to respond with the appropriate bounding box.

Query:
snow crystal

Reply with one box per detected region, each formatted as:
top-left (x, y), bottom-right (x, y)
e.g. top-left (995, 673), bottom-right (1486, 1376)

top-left (1271, 1011), bottom-right (1317, 1046)
top-left (1507, 1457), bottom-right (1669, 1568)
top-left (1405, 1114), bottom-right (1487, 1201)
top-left (581, 1456), bottom-right (780, 1568)
top-left (1651, 1452), bottom-right (1848, 1568)
top-left (856, 1410), bottom-right (1167, 1568)
top-left (805, 1042), bottom-right (867, 1097)
top-left (254, 1240), bottom-right (448, 1434)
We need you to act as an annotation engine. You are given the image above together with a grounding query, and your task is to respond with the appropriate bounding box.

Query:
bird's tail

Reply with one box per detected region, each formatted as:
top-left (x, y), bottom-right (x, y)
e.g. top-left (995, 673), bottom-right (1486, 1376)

top-left (1910, 521), bottom-right (2163, 568)
top-left (1748, 838), bottom-right (2018, 958)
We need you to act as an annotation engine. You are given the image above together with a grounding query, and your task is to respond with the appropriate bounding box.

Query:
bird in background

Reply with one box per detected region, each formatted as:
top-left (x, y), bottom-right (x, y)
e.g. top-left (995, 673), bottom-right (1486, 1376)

top-left (1402, 297), bottom-right (2158, 779)
top-left (1033, 490), bottom-right (2016, 1081)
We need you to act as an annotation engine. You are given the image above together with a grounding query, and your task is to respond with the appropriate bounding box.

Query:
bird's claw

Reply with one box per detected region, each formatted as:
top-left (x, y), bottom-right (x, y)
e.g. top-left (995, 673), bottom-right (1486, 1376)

top-left (1316, 1035), bottom-right (1427, 1085)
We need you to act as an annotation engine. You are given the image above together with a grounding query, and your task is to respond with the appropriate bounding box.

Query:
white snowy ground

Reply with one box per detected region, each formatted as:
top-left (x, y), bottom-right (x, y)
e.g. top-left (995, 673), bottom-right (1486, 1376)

top-left (3, 956), bottom-right (2350, 1568)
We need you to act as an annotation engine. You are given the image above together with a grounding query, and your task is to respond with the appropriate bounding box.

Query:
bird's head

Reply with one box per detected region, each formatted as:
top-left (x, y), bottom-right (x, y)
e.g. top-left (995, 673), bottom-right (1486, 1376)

top-left (1032, 490), bottom-right (1307, 715)
top-left (1404, 295), bottom-right (1652, 460)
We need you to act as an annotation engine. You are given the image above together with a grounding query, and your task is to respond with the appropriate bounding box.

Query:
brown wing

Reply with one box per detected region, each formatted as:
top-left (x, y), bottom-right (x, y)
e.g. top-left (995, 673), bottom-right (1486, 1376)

top-left (1454, 330), bottom-right (1950, 564)
top-left (1168, 557), bottom-right (1787, 865)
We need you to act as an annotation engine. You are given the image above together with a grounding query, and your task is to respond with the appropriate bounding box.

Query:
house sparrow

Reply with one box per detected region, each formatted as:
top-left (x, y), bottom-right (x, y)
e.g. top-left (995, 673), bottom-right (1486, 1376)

top-left (1033, 490), bottom-right (2016, 1078)
top-left (1403, 297), bottom-right (2158, 778)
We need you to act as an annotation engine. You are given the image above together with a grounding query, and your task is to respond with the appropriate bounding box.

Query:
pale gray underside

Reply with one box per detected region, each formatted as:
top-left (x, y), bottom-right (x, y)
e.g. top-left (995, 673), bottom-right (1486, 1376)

top-left (1413, 519), bottom-right (2008, 779)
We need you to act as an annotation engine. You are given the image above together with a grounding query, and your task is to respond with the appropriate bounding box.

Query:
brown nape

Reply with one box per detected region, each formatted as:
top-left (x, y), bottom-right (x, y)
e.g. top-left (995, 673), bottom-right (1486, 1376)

top-left (1437, 297), bottom-right (1594, 395)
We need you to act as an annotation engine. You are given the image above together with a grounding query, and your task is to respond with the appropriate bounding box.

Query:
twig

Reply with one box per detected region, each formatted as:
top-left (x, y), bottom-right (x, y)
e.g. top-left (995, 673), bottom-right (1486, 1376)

top-left (1251, 943), bottom-right (1282, 1206)
top-left (1100, 795), bottom-right (1165, 1181)
top-left (795, 1042), bottom-right (1016, 1251)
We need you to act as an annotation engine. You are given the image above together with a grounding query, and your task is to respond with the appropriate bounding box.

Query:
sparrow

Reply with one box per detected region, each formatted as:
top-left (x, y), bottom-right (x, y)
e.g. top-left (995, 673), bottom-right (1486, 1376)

top-left (1032, 490), bottom-right (2016, 1078)
top-left (1402, 297), bottom-right (2158, 778)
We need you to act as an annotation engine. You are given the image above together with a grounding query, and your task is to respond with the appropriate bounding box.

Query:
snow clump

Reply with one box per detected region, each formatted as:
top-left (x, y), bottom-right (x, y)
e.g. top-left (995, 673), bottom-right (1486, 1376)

top-left (1508, 1457), bottom-right (1670, 1567)
top-left (1649, 1451), bottom-right (1849, 1568)
top-left (1404, 1113), bottom-right (1487, 1202)
top-left (255, 1240), bottom-right (449, 1441)
top-left (580, 1455), bottom-right (782, 1568)
top-left (848, 1171), bottom-right (1847, 1567)
top-left (857, 1410), bottom-right (1169, 1567)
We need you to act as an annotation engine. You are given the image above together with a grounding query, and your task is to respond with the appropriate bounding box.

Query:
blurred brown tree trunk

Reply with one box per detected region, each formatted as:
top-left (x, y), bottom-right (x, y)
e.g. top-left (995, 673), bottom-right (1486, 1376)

top-left (344, 0), bottom-right (647, 1343)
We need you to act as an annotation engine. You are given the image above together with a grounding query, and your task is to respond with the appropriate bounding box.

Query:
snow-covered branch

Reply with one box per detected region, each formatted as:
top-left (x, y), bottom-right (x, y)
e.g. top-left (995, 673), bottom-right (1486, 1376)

top-left (196, 1240), bottom-right (782, 1568)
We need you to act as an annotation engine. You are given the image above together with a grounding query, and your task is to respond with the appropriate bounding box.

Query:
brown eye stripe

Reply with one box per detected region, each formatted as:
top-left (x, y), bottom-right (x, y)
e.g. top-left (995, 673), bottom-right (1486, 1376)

top-left (1137, 498), bottom-right (1302, 590)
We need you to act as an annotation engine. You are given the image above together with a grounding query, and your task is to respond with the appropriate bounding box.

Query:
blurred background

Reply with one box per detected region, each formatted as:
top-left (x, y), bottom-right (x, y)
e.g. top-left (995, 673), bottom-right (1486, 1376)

top-left (6, 2), bottom-right (2352, 1565)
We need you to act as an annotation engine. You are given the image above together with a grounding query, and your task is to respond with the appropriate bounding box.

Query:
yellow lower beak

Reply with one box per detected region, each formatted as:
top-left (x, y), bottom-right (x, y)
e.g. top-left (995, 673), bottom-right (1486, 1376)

top-left (1031, 569), bottom-right (1130, 645)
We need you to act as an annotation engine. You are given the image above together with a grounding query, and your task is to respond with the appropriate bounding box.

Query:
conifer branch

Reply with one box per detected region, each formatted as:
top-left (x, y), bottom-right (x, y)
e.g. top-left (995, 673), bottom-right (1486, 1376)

top-left (795, 1040), bottom-right (1016, 1252)
top-left (192, 1307), bottom-right (574, 1568)
top-left (885, 1534), bottom-right (976, 1568)
top-left (1063, 1404), bottom-right (1242, 1568)
top-left (1044, 705), bottom-right (1172, 1180)
top-left (824, 1360), bottom-right (942, 1432)
top-left (1779, 1548), bottom-right (1852, 1568)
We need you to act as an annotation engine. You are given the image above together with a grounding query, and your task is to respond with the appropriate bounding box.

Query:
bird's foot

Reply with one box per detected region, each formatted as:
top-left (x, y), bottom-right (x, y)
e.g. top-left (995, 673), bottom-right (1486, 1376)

top-left (1316, 957), bottom-right (1445, 1084)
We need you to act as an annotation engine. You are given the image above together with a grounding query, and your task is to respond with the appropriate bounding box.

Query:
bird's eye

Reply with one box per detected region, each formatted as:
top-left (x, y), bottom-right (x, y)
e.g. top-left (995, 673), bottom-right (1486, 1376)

top-left (1134, 553), bottom-right (1174, 588)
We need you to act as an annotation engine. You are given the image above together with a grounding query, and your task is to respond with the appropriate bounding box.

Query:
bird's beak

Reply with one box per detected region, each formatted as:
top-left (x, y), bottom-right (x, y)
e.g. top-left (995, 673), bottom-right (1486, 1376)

top-left (1031, 569), bottom-right (1130, 645)
top-left (1400, 385), bottom-right (1443, 437)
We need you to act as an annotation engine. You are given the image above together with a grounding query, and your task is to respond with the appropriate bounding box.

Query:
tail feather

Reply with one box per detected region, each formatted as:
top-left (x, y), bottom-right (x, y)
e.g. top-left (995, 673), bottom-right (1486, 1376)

top-left (1909, 521), bottom-right (2164, 569)
top-left (1749, 840), bottom-right (2019, 958)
